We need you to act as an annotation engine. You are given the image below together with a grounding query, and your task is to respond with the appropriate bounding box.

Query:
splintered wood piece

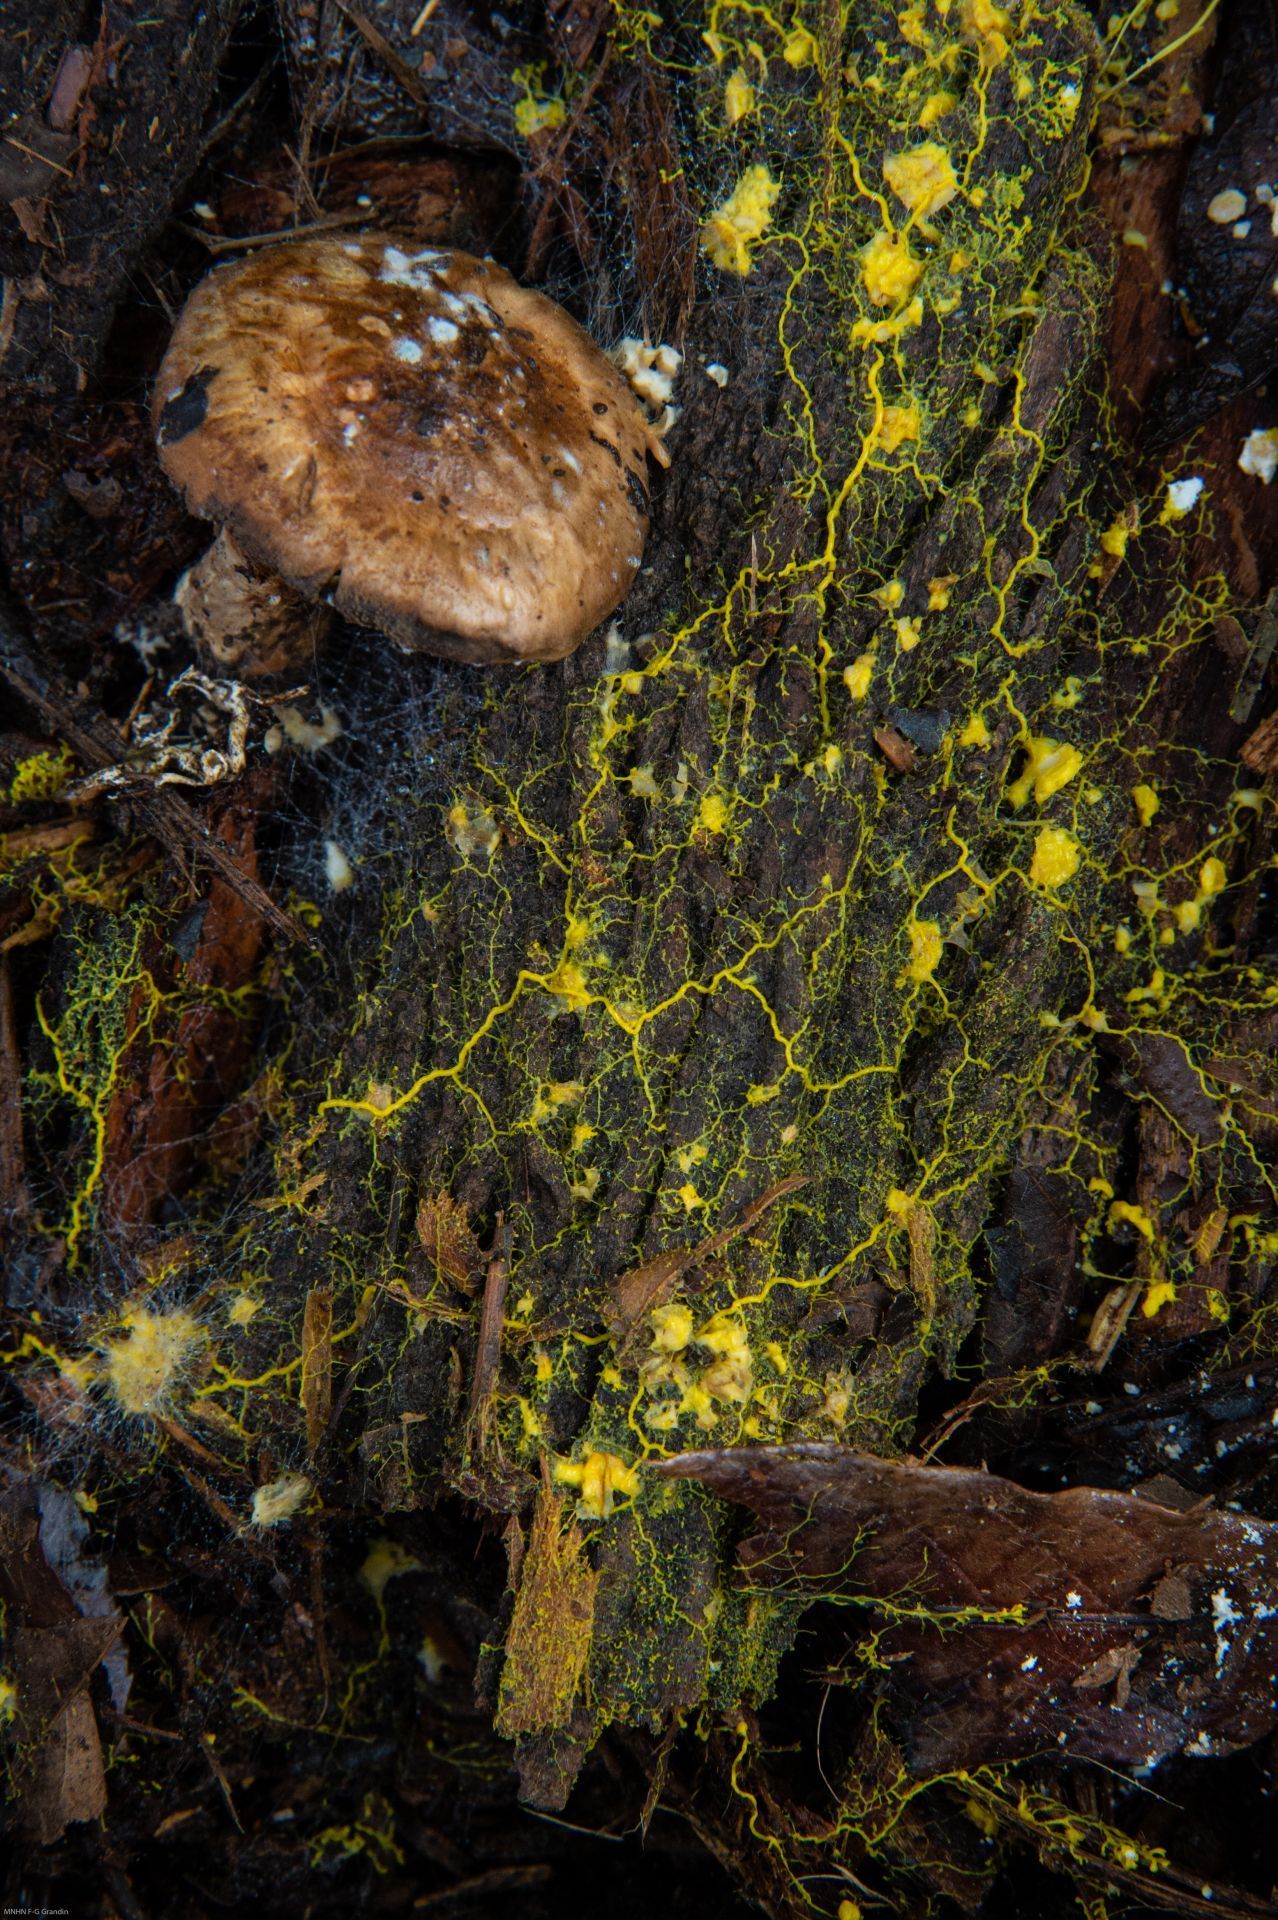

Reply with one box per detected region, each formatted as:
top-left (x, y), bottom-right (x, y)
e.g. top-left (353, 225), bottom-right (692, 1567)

top-left (608, 1172), bottom-right (808, 1341)
top-left (467, 1215), bottom-right (512, 1457)
top-left (300, 1286), bottom-right (334, 1455)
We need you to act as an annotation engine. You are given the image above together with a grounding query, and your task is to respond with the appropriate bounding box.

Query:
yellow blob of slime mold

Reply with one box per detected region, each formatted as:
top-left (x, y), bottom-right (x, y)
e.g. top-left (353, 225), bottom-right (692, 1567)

top-left (883, 142), bottom-right (958, 221)
top-left (1029, 826), bottom-right (1081, 889)
top-left (861, 230), bottom-right (922, 307)
top-left (555, 1449), bottom-right (640, 1519)
top-left (701, 164), bottom-right (782, 275)
top-left (875, 403), bottom-right (920, 451)
top-left (1007, 735), bottom-right (1083, 808)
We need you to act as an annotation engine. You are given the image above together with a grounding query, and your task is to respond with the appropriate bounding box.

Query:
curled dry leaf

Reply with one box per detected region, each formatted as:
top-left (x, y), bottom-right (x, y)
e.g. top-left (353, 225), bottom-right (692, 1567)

top-left (658, 1444), bottom-right (1278, 1773)
top-left (415, 1190), bottom-right (481, 1294)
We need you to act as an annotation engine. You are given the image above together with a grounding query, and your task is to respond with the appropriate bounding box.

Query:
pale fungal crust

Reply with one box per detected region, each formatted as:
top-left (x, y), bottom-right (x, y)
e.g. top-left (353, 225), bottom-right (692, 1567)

top-left (1164, 475), bottom-right (1204, 517)
top-left (99, 1304), bottom-right (205, 1417)
top-left (609, 337), bottom-right (682, 448)
top-left (154, 235), bottom-right (667, 665)
top-left (1206, 188), bottom-right (1247, 225)
top-left (1238, 427), bottom-right (1278, 485)
top-left (250, 1472), bottom-right (313, 1528)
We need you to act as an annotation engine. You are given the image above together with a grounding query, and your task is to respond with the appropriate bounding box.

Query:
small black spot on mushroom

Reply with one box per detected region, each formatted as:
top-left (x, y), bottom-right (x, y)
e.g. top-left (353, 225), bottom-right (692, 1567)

top-left (411, 489), bottom-right (425, 502)
top-left (625, 470), bottom-right (650, 517)
top-left (157, 365), bottom-right (216, 445)
top-left (589, 432), bottom-right (622, 469)
top-left (462, 331), bottom-right (488, 367)
top-left (592, 401), bottom-right (608, 416)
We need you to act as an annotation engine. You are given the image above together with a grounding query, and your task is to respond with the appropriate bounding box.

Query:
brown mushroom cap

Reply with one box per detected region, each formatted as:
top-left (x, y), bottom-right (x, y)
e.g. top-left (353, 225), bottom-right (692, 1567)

top-left (152, 235), bottom-right (664, 665)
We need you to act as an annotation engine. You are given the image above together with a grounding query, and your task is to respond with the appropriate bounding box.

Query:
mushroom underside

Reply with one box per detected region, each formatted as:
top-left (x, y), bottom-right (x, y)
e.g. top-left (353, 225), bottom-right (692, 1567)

top-left (184, 510), bottom-right (583, 668)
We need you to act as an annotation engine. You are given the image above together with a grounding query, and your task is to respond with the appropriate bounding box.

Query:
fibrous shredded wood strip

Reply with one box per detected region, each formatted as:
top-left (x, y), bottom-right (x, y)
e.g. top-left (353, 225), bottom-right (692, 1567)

top-left (495, 1482), bottom-right (597, 1739)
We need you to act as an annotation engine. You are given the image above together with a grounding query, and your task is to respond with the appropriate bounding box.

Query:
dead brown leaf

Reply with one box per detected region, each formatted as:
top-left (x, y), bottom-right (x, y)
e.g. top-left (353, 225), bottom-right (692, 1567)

top-left (0, 1490), bottom-right (120, 1844)
top-left (16, 1648), bottom-right (112, 1844)
top-left (659, 1444), bottom-right (1278, 1772)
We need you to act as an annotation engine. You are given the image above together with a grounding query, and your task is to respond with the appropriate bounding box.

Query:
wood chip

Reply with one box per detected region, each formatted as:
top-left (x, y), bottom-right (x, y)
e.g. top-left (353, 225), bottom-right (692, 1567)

top-left (467, 1216), bottom-right (511, 1457)
top-left (300, 1286), bottom-right (334, 1456)
top-left (873, 723), bottom-right (916, 772)
top-left (607, 1172), bottom-right (808, 1342)
top-left (1240, 707), bottom-right (1278, 773)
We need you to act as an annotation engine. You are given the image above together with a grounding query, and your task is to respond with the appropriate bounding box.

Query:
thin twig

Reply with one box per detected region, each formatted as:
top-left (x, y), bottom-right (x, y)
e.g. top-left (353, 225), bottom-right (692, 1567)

top-left (413, 1866), bottom-right (553, 1910)
top-left (172, 211), bottom-right (365, 256)
top-left (199, 59), bottom-right (278, 159)
top-left (2, 135), bottom-right (73, 178)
